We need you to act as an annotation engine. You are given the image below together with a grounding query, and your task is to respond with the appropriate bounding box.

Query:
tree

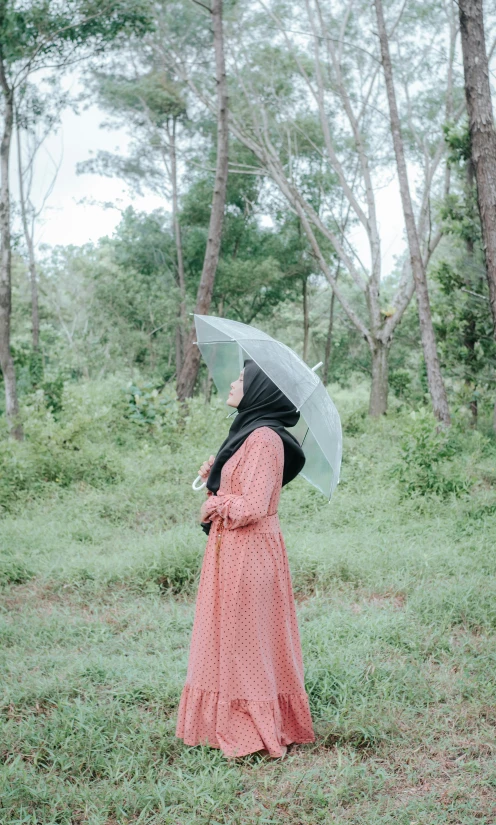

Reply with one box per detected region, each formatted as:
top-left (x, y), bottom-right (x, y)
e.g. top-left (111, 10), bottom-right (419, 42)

top-left (38, 210), bottom-right (180, 381)
top-left (95, 209), bottom-right (179, 376)
top-left (15, 80), bottom-right (66, 353)
top-left (0, 25), bottom-right (17, 434)
top-left (431, 123), bottom-right (496, 426)
top-left (0, 0), bottom-right (152, 438)
top-left (78, 68), bottom-right (190, 374)
top-left (176, 0), bottom-right (228, 401)
top-left (374, 0), bottom-right (450, 426)
top-left (458, 0), bottom-right (496, 431)
top-left (459, 0), bottom-right (496, 337)
top-left (180, 167), bottom-right (304, 325)
top-left (163, 0), bottom-right (463, 415)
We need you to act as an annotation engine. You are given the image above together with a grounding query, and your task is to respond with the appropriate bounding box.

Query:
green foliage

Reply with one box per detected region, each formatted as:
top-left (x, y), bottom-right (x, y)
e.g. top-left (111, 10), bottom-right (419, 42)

top-left (0, 424), bottom-right (122, 514)
top-left (0, 382), bottom-right (126, 513)
top-left (123, 381), bottom-right (179, 428)
top-left (412, 577), bottom-right (496, 631)
top-left (393, 410), bottom-right (472, 498)
top-left (388, 368), bottom-right (412, 399)
top-left (443, 121), bottom-right (471, 165)
top-left (94, 209), bottom-right (179, 377)
top-left (93, 69), bottom-right (186, 125)
top-left (28, 349), bottom-right (44, 385)
top-left (0, 375), bottom-right (232, 515)
top-left (35, 214), bottom-right (180, 381)
top-left (342, 405), bottom-right (368, 436)
top-left (40, 374), bottom-right (65, 415)
top-left (431, 120), bottom-right (496, 423)
top-left (181, 155), bottom-right (309, 323)
top-left (108, 206), bottom-right (176, 281)
top-left (0, 0), bottom-right (154, 70)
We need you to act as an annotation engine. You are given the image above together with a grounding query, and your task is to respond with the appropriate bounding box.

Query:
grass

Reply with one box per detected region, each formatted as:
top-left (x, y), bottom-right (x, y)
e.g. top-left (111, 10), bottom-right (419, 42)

top-left (1, 380), bottom-right (496, 823)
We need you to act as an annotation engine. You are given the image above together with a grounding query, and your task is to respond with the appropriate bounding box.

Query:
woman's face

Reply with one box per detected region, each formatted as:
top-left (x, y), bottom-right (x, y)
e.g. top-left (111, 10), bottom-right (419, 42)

top-left (226, 369), bottom-right (244, 408)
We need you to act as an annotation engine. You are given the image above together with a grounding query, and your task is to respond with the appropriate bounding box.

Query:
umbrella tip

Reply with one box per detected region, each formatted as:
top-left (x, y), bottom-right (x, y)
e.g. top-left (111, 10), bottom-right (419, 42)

top-left (311, 361), bottom-right (323, 372)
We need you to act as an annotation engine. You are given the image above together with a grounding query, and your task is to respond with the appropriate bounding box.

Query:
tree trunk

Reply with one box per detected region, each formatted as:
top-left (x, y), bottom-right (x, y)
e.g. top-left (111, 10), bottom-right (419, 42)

top-left (176, 0), bottom-right (228, 401)
top-left (461, 157), bottom-right (478, 426)
top-left (458, 0), bottom-right (496, 433)
top-left (465, 313), bottom-right (478, 426)
top-left (28, 247), bottom-right (39, 350)
top-left (375, 0), bottom-right (450, 426)
top-left (16, 118), bottom-right (40, 350)
top-left (205, 372), bottom-right (213, 404)
top-left (469, 396), bottom-right (478, 427)
top-left (175, 314), bottom-right (182, 378)
top-left (169, 116), bottom-right (186, 376)
top-left (323, 266), bottom-right (339, 386)
top-left (369, 339), bottom-right (389, 417)
top-left (459, 0), bottom-right (496, 335)
top-left (323, 288), bottom-right (336, 386)
top-left (466, 157), bottom-right (476, 256)
top-left (302, 275), bottom-right (309, 362)
top-left (0, 62), bottom-right (22, 439)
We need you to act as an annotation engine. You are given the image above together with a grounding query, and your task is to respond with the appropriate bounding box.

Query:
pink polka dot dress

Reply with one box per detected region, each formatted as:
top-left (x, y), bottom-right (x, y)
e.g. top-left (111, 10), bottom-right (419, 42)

top-left (175, 426), bottom-right (315, 758)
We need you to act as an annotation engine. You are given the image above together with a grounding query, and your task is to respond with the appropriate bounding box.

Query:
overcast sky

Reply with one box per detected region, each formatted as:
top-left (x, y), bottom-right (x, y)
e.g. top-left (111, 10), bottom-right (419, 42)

top-left (14, 101), bottom-right (164, 249)
top-left (13, 87), bottom-right (406, 277)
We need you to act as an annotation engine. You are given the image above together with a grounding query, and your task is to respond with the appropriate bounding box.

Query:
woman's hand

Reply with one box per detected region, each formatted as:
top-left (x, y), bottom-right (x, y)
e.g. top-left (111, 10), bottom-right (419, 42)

top-left (198, 455), bottom-right (215, 481)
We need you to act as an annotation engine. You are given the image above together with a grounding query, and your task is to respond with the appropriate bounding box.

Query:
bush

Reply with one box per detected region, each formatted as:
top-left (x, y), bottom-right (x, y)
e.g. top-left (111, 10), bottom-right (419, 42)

top-left (393, 409), bottom-right (472, 498)
top-left (0, 401), bottom-right (123, 514)
top-left (40, 375), bottom-right (65, 416)
top-left (342, 405), bottom-right (368, 436)
top-left (0, 375), bottom-right (231, 515)
top-left (389, 368), bottom-right (412, 399)
top-left (123, 381), bottom-right (180, 430)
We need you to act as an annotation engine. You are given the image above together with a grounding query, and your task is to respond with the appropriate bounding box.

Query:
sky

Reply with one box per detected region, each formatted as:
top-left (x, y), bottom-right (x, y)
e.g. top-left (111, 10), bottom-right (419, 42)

top-left (13, 87), bottom-right (406, 277)
top-left (14, 101), bottom-right (164, 249)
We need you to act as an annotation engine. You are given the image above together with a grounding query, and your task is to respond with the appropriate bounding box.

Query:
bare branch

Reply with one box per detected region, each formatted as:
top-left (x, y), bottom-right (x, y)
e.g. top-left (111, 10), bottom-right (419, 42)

top-left (189, 0), bottom-right (212, 13)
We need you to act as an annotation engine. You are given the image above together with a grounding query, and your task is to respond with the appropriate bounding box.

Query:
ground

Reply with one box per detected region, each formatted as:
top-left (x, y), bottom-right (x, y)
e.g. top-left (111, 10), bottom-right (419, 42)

top-left (1, 388), bottom-right (496, 824)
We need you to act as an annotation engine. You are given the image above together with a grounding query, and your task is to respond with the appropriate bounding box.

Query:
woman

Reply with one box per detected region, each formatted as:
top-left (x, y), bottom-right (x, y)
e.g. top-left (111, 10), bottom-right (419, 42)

top-left (175, 359), bottom-right (315, 759)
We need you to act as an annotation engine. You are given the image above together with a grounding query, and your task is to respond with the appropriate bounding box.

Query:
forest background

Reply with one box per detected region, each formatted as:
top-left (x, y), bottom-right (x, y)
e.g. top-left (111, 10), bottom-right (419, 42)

top-left (1, 0), bottom-right (496, 822)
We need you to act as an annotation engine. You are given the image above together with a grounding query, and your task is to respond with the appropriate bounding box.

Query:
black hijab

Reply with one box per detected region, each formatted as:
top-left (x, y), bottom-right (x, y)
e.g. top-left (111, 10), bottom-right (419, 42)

top-left (201, 359), bottom-right (306, 533)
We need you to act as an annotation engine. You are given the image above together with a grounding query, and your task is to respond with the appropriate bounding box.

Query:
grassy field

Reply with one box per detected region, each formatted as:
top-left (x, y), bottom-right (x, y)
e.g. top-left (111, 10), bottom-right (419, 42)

top-left (1, 381), bottom-right (496, 824)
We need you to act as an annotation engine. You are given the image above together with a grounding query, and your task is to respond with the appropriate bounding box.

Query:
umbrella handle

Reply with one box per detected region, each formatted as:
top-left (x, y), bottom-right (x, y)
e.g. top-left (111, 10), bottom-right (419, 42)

top-left (192, 475), bottom-right (206, 491)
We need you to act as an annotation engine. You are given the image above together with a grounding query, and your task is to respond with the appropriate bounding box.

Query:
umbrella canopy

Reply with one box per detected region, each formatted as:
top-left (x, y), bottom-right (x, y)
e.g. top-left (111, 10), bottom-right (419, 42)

top-left (194, 314), bottom-right (342, 498)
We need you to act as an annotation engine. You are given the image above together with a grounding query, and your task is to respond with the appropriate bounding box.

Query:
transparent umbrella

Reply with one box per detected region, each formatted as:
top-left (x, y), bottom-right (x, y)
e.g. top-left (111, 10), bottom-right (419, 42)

top-left (192, 314), bottom-right (342, 499)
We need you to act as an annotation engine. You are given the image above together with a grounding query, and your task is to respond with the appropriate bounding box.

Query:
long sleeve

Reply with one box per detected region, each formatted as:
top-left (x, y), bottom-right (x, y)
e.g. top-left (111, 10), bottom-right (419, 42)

top-left (200, 430), bottom-right (282, 530)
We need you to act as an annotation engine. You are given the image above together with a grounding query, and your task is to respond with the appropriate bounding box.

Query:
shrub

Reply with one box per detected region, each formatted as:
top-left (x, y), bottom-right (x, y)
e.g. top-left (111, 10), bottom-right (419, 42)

top-left (0, 404), bottom-right (123, 514)
top-left (342, 405), bottom-right (368, 436)
top-left (40, 375), bottom-right (65, 416)
top-left (389, 368), bottom-right (412, 399)
top-left (123, 381), bottom-right (179, 429)
top-left (393, 409), bottom-right (472, 498)
top-left (0, 375), bottom-right (229, 515)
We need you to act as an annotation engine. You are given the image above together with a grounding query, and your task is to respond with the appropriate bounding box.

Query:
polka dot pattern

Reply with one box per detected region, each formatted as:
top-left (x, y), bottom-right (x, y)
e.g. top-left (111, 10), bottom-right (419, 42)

top-left (175, 427), bottom-right (315, 758)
